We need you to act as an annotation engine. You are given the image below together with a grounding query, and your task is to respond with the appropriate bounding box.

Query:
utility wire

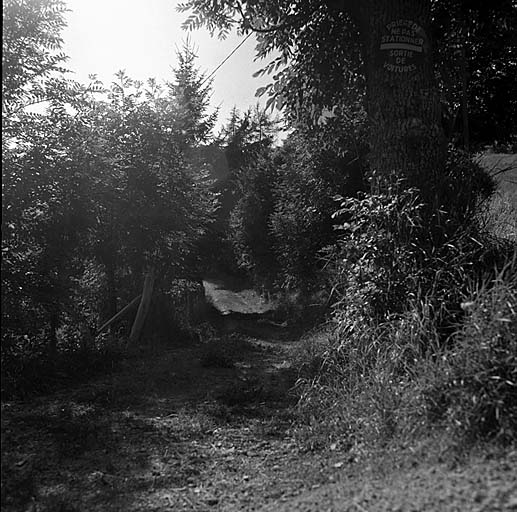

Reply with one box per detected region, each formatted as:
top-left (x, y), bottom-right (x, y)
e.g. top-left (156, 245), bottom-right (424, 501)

top-left (201, 33), bottom-right (253, 86)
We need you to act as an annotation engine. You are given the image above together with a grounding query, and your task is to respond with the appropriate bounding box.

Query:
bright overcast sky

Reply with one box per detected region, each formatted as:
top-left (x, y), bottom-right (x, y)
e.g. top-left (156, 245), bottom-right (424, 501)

top-left (61, 0), bottom-right (278, 130)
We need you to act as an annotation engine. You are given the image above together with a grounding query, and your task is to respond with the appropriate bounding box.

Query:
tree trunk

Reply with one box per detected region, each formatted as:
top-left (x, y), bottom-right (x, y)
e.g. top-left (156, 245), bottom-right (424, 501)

top-left (129, 269), bottom-right (155, 347)
top-left (358, 0), bottom-right (447, 201)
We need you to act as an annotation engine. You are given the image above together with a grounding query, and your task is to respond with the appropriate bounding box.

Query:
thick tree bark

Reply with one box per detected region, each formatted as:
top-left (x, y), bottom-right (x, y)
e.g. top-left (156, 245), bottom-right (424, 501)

top-left (356, 0), bottom-right (447, 200)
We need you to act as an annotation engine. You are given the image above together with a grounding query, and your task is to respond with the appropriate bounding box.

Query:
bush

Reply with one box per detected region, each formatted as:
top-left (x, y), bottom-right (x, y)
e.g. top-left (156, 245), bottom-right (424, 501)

top-left (328, 152), bottom-right (499, 336)
top-left (295, 246), bottom-right (516, 449)
top-left (228, 132), bottom-right (366, 304)
top-left (269, 134), bottom-right (366, 292)
top-left (327, 188), bottom-right (425, 324)
top-left (293, 155), bottom-right (513, 450)
top-left (294, 297), bottom-right (438, 448)
top-left (229, 152), bottom-right (279, 286)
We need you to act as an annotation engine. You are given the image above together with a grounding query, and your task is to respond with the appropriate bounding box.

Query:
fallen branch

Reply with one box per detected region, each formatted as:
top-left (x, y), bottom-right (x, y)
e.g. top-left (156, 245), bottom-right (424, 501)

top-left (96, 294), bottom-right (142, 336)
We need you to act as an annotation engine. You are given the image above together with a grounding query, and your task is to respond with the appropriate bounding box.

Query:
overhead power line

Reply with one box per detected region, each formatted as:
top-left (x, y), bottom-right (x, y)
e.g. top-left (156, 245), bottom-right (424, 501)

top-left (201, 33), bottom-right (253, 86)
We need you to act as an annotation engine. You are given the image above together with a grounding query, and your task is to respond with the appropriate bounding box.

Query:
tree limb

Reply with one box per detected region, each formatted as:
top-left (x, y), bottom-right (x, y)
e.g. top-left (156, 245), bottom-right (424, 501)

top-left (96, 294), bottom-right (142, 336)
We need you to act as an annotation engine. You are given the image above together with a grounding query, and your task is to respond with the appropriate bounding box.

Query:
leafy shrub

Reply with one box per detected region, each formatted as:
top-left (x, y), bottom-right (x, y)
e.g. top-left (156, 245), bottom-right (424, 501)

top-left (295, 256), bottom-right (517, 449)
top-left (296, 240), bottom-right (515, 449)
top-left (328, 188), bottom-right (425, 324)
top-left (229, 152), bottom-right (279, 286)
top-left (269, 134), bottom-right (366, 292)
top-left (2, 22), bottom-right (218, 374)
top-left (328, 151), bottom-right (497, 338)
top-left (293, 153), bottom-right (512, 449)
top-left (229, 132), bottom-right (366, 301)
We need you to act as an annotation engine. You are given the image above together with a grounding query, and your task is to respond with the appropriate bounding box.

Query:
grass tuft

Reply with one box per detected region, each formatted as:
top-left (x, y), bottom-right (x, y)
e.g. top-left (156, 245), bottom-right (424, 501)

top-left (424, 256), bottom-right (517, 443)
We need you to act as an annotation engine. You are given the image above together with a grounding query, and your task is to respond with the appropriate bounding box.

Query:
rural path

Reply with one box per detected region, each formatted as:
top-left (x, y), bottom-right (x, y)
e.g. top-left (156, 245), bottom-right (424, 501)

top-left (2, 321), bottom-right (516, 511)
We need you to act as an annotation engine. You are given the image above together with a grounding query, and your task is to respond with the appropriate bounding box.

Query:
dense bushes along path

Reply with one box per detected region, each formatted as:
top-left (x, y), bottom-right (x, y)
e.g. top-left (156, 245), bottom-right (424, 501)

top-left (2, 331), bottom-right (516, 511)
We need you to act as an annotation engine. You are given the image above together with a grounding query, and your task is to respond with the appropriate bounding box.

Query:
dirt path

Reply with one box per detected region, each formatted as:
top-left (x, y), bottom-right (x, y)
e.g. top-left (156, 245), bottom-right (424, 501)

top-left (202, 276), bottom-right (276, 315)
top-left (2, 332), bottom-right (516, 511)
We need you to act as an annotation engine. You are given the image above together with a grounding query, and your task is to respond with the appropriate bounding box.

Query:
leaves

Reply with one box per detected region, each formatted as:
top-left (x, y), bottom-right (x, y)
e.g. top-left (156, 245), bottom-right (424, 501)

top-left (2, 0), bottom-right (73, 116)
top-left (2, 13), bottom-right (218, 356)
top-left (182, 13), bottom-right (204, 31)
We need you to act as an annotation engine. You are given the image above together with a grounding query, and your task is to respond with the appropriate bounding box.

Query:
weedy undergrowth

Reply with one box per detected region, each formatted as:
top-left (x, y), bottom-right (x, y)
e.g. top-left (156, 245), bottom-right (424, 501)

top-left (293, 173), bottom-right (516, 451)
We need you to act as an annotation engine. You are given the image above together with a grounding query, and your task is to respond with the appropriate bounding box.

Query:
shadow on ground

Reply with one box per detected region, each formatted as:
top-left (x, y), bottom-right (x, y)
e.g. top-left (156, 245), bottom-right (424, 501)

top-left (1, 332), bottom-right (307, 512)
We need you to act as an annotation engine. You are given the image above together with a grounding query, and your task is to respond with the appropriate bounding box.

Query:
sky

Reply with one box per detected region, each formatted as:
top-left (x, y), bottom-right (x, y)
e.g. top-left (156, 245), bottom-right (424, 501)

top-left (61, 0), bottom-right (279, 131)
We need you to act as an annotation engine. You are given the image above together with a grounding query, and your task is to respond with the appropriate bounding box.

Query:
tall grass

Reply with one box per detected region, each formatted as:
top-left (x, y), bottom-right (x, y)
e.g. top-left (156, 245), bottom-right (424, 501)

top-left (293, 163), bottom-right (516, 451)
top-left (424, 256), bottom-right (517, 443)
top-left (295, 254), bottom-right (516, 449)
